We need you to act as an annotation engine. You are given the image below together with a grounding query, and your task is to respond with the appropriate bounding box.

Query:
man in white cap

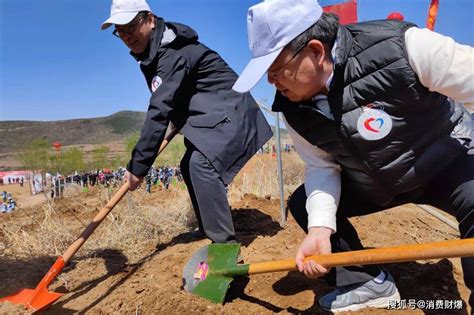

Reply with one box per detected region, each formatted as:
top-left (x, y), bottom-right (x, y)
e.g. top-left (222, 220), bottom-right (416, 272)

top-left (234, 0), bottom-right (474, 312)
top-left (101, 0), bottom-right (272, 244)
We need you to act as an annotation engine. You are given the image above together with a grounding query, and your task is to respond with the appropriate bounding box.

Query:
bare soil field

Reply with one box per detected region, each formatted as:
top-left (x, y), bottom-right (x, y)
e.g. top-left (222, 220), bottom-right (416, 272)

top-left (0, 154), bottom-right (469, 314)
top-left (0, 183), bottom-right (47, 208)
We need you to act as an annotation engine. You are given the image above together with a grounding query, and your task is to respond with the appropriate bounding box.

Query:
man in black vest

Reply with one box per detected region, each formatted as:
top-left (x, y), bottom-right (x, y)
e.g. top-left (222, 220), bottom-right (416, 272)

top-left (101, 0), bottom-right (272, 244)
top-left (234, 0), bottom-right (473, 312)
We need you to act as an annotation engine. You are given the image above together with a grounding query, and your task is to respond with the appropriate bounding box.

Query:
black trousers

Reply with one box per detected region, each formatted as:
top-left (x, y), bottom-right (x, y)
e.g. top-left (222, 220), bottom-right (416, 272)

top-left (289, 152), bottom-right (474, 306)
top-left (180, 140), bottom-right (236, 243)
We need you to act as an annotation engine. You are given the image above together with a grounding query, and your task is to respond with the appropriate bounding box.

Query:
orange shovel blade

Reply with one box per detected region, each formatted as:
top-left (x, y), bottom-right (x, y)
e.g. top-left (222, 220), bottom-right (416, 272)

top-left (0, 288), bottom-right (63, 312)
top-left (0, 256), bottom-right (66, 312)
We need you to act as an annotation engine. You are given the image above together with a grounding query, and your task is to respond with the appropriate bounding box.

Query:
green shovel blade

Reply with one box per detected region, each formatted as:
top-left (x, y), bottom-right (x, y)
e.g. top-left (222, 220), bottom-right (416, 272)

top-left (183, 243), bottom-right (249, 304)
top-left (192, 274), bottom-right (234, 304)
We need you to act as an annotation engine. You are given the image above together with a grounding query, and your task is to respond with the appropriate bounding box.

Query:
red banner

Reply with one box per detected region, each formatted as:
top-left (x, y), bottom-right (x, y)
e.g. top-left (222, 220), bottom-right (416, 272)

top-left (0, 170), bottom-right (31, 179)
top-left (426, 0), bottom-right (439, 30)
top-left (323, 0), bottom-right (358, 25)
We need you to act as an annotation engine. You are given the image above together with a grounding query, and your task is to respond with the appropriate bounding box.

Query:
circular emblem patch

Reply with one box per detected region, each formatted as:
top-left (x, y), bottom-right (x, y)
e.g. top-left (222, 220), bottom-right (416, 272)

top-left (151, 76), bottom-right (162, 92)
top-left (357, 108), bottom-right (393, 141)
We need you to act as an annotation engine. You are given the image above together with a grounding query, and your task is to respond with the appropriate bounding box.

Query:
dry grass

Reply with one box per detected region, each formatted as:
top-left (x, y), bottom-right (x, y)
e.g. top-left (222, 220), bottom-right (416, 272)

top-left (229, 152), bottom-right (305, 202)
top-left (0, 185), bottom-right (195, 263)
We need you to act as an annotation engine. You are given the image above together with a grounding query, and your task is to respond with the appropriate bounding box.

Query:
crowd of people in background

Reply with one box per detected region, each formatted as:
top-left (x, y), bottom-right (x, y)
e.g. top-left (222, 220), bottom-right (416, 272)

top-left (1, 177), bottom-right (25, 186)
top-left (283, 143), bottom-right (294, 153)
top-left (65, 166), bottom-right (183, 192)
top-left (47, 168), bottom-right (128, 198)
top-left (0, 165), bottom-right (187, 200)
top-left (0, 165), bottom-right (184, 212)
top-left (0, 141), bottom-right (293, 206)
top-left (0, 143), bottom-right (293, 202)
top-left (47, 166), bottom-right (184, 197)
top-left (1, 190), bottom-right (16, 213)
top-left (70, 168), bottom-right (127, 188)
top-left (256, 142), bottom-right (295, 155)
top-left (145, 166), bottom-right (183, 193)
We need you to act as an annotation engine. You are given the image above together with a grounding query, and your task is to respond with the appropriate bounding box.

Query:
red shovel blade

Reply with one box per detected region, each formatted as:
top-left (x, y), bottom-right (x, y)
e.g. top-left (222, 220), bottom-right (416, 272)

top-left (0, 288), bottom-right (63, 312)
top-left (0, 256), bottom-right (65, 312)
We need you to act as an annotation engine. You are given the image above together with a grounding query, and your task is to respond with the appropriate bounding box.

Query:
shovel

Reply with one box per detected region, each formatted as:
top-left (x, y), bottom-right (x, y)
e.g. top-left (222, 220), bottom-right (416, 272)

top-left (183, 238), bottom-right (474, 304)
top-left (0, 183), bottom-right (130, 312)
top-left (0, 133), bottom-right (177, 312)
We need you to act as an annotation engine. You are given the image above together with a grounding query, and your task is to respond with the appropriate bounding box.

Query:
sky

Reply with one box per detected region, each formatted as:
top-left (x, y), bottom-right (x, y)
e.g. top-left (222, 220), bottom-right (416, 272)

top-left (0, 0), bottom-right (473, 122)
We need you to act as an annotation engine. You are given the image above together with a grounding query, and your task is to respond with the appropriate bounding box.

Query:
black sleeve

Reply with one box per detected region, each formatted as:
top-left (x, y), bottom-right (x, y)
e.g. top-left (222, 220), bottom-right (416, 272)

top-left (127, 53), bottom-right (189, 177)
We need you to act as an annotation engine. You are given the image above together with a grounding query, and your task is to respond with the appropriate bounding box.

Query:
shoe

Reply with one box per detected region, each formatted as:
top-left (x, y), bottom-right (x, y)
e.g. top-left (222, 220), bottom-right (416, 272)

top-left (319, 272), bottom-right (400, 312)
top-left (189, 228), bottom-right (205, 239)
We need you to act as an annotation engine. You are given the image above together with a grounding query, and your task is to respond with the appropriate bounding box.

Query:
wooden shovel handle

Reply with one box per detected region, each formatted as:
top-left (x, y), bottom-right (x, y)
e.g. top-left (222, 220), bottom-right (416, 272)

top-left (62, 134), bottom-right (176, 263)
top-left (248, 238), bottom-right (474, 275)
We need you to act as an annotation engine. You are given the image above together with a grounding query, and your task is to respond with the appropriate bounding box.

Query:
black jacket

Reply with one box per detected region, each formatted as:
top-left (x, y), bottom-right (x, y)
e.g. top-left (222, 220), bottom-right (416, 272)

top-left (128, 18), bottom-right (272, 184)
top-left (274, 20), bottom-right (472, 205)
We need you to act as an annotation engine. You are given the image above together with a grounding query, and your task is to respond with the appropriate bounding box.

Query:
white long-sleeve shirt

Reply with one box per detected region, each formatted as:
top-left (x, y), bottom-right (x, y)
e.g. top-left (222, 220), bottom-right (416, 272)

top-left (288, 27), bottom-right (474, 232)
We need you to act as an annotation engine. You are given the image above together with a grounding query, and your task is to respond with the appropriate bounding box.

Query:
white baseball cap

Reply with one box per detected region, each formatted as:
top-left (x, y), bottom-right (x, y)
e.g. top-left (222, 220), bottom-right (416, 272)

top-left (101, 0), bottom-right (152, 30)
top-left (233, 0), bottom-right (323, 93)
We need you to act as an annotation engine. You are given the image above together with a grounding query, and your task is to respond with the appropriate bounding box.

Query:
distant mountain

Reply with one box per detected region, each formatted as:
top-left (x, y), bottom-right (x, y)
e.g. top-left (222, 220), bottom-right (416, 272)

top-left (0, 111), bottom-right (146, 153)
top-left (1, 110), bottom-right (288, 155)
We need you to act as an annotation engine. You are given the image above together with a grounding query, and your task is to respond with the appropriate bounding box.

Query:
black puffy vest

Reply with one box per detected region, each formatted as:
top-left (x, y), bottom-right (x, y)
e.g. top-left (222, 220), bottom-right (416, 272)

top-left (274, 20), bottom-right (472, 206)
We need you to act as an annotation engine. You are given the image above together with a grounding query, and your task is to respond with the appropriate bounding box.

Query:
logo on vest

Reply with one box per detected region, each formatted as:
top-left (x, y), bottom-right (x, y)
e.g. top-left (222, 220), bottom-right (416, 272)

top-left (151, 76), bottom-right (162, 92)
top-left (357, 106), bottom-right (392, 141)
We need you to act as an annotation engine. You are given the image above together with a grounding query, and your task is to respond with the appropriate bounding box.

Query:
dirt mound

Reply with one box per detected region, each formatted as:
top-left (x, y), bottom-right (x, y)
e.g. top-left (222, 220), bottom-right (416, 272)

top-left (0, 183), bottom-right (469, 314)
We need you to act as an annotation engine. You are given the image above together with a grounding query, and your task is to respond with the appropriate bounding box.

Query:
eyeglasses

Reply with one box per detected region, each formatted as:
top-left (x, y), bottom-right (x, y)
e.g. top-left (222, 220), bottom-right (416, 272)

top-left (268, 43), bottom-right (307, 79)
top-left (112, 14), bottom-right (146, 38)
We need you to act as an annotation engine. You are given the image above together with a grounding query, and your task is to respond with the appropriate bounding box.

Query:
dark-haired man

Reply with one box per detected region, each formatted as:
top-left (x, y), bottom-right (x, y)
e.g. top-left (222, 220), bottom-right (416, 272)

top-left (101, 0), bottom-right (272, 244)
top-left (234, 0), bottom-right (473, 312)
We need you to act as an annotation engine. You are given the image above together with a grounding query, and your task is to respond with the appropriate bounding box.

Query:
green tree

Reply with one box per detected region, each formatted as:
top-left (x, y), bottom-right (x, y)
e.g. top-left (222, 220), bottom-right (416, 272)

top-left (91, 145), bottom-right (110, 170)
top-left (123, 132), bottom-right (185, 167)
top-left (17, 138), bottom-right (50, 171)
top-left (110, 155), bottom-right (124, 170)
top-left (124, 131), bottom-right (140, 158)
top-left (155, 135), bottom-right (185, 166)
top-left (61, 147), bottom-right (85, 174)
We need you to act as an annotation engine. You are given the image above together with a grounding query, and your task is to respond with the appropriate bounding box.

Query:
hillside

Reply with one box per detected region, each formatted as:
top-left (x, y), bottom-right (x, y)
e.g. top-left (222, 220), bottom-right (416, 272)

top-left (1, 110), bottom-right (288, 156)
top-left (0, 111), bottom-right (146, 154)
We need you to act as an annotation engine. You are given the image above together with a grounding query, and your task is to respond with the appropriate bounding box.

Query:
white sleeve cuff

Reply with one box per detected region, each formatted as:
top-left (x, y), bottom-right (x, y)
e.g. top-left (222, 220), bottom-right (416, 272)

top-left (306, 190), bottom-right (338, 233)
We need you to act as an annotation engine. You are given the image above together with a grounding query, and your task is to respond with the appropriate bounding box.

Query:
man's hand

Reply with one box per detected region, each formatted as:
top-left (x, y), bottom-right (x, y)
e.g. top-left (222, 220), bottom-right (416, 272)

top-left (125, 171), bottom-right (143, 191)
top-left (296, 226), bottom-right (332, 278)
